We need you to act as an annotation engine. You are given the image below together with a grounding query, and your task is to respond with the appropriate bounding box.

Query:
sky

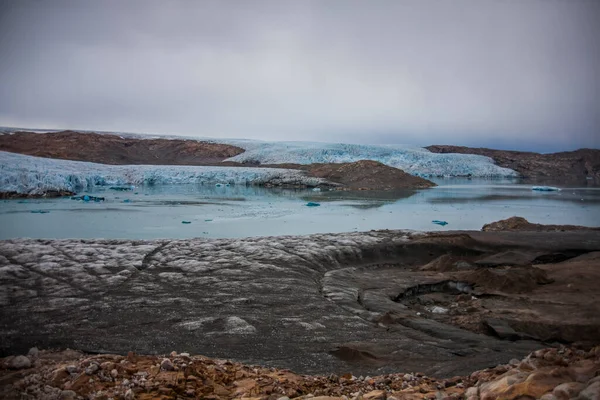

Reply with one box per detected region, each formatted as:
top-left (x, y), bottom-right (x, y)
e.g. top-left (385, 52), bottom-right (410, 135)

top-left (0, 0), bottom-right (598, 152)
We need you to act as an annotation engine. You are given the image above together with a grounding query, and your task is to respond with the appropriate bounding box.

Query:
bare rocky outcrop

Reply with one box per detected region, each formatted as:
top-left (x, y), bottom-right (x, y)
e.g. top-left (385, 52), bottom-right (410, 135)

top-left (261, 160), bottom-right (436, 190)
top-left (482, 216), bottom-right (600, 232)
top-left (0, 131), bottom-right (244, 165)
top-left (426, 145), bottom-right (600, 184)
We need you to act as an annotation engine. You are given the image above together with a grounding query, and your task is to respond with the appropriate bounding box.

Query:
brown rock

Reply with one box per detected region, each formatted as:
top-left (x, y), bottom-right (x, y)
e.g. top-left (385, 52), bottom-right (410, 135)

top-left (494, 371), bottom-right (567, 400)
top-left (425, 145), bottom-right (600, 183)
top-left (552, 381), bottom-right (586, 399)
top-left (233, 378), bottom-right (258, 396)
top-left (363, 390), bottom-right (386, 400)
top-left (578, 381), bottom-right (600, 400)
top-left (0, 130), bottom-right (244, 165)
top-left (482, 216), bottom-right (599, 232)
top-left (303, 160), bottom-right (436, 190)
top-left (8, 355), bottom-right (31, 369)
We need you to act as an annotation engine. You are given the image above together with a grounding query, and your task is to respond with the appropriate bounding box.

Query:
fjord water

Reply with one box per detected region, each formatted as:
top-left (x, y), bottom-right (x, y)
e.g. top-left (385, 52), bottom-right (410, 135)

top-left (1, 179), bottom-right (599, 239)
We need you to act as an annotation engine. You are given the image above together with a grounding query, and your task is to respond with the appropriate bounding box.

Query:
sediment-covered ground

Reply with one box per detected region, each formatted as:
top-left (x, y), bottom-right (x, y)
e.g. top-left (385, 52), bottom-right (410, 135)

top-left (1, 227), bottom-right (599, 381)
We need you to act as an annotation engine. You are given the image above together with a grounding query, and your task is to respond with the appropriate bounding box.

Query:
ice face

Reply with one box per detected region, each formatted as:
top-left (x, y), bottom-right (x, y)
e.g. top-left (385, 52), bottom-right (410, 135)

top-left (0, 151), bottom-right (326, 194)
top-left (221, 140), bottom-right (518, 178)
top-left (0, 127), bottom-right (519, 184)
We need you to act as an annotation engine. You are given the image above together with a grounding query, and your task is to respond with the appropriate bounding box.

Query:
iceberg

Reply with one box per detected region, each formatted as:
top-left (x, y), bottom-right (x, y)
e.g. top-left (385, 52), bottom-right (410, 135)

top-left (0, 151), bottom-right (327, 195)
top-left (532, 186), bottom-right (561, 192)
top-left (221, 140), bottom-right (519, 178)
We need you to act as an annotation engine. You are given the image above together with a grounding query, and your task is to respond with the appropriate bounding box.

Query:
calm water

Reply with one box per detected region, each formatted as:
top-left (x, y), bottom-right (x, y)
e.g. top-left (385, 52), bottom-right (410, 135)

top-left (1, 179), bottom-right (599, 239)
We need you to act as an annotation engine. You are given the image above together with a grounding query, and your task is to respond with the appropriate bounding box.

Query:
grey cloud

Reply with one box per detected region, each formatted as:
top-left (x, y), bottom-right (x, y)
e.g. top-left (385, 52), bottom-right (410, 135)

top-left (0, 0), bottom-right (598, 151)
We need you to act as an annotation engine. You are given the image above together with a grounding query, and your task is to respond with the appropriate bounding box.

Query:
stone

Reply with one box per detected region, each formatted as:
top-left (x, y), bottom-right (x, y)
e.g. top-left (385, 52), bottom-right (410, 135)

top-left (85, 363), bottom-right (99, 375)
top-left (160, 358), bottom-right (174, 371)
top-left (9, 355), bottom-right (31, 369)
top-left (100, 361), bottom-right (115, 370)
top-left (363, 390), bottom-right (386, 400)
top-left (465, 387), bottom-right (478, 397)
top-left (60, 390), bottom-right (77, 400)
top-left (494, 371), bottom-right (567, 400)
top-left (110, 369), bottom-right (118, 378)
top-left (312, 397), bottom-right (345, 400)
top-left (27, 347), bottom-right (39, 359)
top-left (578, 381), bottom-right (600, 400)
top-left (484, 319), bottom-right (520, 340)
top-left (552, 381), bottom-right (585, 399)
top-left (51, 367), bottom-right (70, 386)
top-left (124, 388), bottom-right (135, 399)
top-left (66, 365), bottom-right (78, 374)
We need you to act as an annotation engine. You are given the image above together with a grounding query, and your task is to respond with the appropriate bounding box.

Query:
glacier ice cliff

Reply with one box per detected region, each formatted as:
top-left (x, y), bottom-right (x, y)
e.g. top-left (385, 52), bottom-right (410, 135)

top-left (0, 151), bottom-right (326, 194)
top-left (222, 140), bottom-right (518, 178)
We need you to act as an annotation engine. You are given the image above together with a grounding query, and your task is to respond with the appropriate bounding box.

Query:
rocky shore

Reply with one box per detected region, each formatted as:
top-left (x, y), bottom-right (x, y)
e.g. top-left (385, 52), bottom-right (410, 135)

top-left (1, 345), bottom-right (599, 400)
top-left (0, 131), bottom-right (245, 165)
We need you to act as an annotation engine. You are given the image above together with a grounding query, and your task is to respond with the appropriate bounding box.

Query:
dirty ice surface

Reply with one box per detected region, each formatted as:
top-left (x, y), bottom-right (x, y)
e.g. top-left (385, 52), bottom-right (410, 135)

top-left (1, 179), bottom-right (599, 240)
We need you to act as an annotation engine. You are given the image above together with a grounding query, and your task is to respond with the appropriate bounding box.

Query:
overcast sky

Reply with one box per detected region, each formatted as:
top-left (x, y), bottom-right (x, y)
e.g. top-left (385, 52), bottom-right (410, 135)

top-left (0, 0), bottom-right (598, 151)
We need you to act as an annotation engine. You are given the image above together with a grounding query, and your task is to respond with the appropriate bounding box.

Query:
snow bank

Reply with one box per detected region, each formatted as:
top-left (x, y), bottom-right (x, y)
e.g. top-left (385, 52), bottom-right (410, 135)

top-left (222, 141), bottom-right (518, 178)
top-left (0, 151), bottom-right (326, 194)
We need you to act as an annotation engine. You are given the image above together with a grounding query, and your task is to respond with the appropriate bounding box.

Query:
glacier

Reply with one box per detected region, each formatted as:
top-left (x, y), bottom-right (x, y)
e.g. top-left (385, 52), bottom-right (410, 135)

top-left (0, 127), bottom-right (520, 179)
top-left (0, 151), bottom-right (326, 195)
top-left (221, 140), bottom-right (519, 178)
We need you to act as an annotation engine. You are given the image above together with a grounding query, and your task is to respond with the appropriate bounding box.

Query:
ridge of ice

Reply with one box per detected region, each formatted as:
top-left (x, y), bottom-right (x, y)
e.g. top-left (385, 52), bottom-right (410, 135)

top-left (0, 151), bottom-right (326, 194)
top-left (221, 141), bottom-right (518, 178)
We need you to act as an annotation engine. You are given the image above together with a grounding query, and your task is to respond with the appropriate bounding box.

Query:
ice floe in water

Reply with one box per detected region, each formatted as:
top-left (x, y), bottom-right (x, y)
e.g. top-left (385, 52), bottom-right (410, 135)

top-left (222, 140), bottom-right (519, 178)
top-left (532, 186), bottom-right (561, 192)
top-left (0, 151), bottom-right (325, 194)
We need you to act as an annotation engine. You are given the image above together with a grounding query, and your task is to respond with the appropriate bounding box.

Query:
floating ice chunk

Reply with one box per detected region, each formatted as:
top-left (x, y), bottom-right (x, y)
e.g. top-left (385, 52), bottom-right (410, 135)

top-left (306, 202), bottom-right (321, 207)
top-left (432, 220), bottom-right (448, 226)
top-left (532, 186), bottom-right (561, 192)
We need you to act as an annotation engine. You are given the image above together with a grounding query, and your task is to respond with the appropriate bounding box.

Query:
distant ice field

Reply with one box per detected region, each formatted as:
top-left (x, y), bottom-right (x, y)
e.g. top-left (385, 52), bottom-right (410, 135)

top-left (221, 140), bottom-right (518, 178)
top-left (1, 127), bottom-right (519, 179)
